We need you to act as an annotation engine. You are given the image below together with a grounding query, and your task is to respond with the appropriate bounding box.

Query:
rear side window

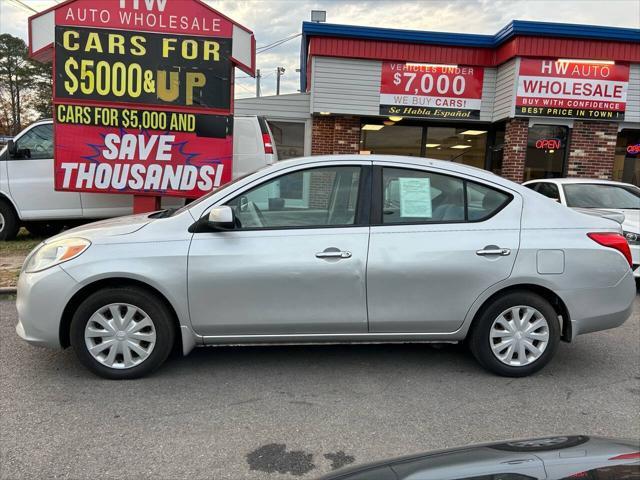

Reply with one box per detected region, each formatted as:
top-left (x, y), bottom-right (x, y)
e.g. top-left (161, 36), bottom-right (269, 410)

top-left (381, 167), bottom-right (510, 224)
top-left (467, 182), bottom-right (511, 220)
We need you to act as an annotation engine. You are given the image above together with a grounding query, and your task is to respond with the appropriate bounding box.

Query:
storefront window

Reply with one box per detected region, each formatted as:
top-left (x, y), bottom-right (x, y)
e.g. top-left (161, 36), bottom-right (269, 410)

top-left (360, 124), bottom-right (422, 156)
top-left (613, 129), bottom-right (640, 186)
top-left (267, 121), bottom-right (305, 160)
top-left (424, 127), bottom-right (487, 169)
top-left (524, 125), bottom-right (568, 181)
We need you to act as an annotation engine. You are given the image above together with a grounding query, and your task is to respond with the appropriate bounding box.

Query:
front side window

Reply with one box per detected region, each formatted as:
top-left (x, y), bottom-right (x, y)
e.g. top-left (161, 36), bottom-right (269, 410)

top-left (382, 167), bottom-right (510, 224)
top-left (563, 183), bottom-right (640, 209)
top-left (227, 166), bottom-right (361, 229)
top-left (12, 124), bottom-right (54, 160)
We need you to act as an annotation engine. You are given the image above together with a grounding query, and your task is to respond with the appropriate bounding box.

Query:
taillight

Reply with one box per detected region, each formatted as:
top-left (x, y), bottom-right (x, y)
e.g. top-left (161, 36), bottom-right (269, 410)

top-left (609, 451), bottom-right (640, 460)
top-left (262, 133), bottom-right (273, 154)
top-left (588, 232), bottom-right (633, 267)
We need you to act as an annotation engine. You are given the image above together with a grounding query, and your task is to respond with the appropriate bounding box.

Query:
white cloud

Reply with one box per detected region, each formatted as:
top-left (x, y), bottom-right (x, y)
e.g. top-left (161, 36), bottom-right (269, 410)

top-left (1, 0), bottom-right (638, 98)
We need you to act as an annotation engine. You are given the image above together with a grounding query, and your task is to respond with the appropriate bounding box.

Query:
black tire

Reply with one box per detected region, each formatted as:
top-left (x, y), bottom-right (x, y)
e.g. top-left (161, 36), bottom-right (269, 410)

top-left (0, 200), bottom-right (19, 241)
top-left (70, 287), bottom-right (175, 379)
top-left (24, 221), bottom-right (63, 238)
top-left (469, 291), bottom-right (560, 377)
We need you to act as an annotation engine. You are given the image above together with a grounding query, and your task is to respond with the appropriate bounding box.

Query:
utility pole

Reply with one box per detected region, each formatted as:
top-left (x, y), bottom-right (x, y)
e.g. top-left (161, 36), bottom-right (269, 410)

top-left (276, 67), bottom-right (285, 95)
top-left (256, 69), bottom-right (261, 97)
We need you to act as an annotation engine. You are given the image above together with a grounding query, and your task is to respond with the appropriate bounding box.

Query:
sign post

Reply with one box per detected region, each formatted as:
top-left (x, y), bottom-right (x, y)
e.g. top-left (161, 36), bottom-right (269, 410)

top-left (28, 0), bottom-right (255, 213)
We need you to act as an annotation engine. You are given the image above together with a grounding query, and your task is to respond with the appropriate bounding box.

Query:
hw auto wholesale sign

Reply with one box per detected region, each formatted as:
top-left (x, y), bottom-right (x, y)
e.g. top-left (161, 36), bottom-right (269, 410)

top-left (33, 0), bottom-right (254, 199)
top-left (516, 59), bottom-right (630, 121)
top-left (380, 62), bottom-right (485, 119)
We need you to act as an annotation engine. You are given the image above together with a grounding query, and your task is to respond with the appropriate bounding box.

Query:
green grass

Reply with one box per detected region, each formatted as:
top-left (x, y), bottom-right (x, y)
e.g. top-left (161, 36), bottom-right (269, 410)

top-left (0, 229), bottom-right (44, 256)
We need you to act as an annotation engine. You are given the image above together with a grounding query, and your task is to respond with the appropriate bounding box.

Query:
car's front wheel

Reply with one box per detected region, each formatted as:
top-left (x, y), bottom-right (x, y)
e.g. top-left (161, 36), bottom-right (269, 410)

top-left (469, 291), bottom-right (560, 377)
top-left (70, 287), bottom-right (175, 379)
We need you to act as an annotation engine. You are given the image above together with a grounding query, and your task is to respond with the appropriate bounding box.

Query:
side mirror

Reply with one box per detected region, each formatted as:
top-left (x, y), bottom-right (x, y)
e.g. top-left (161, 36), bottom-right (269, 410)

top-left (207, 206), bottom-right (235, 229)
top-left (6, 139), bottom-right (16, 156)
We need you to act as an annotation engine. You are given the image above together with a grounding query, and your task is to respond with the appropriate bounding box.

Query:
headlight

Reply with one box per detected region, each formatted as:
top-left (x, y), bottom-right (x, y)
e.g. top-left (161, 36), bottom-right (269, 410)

top-left (24, 238), bottom-right (91, 273)
top-left (623, 231), bottom-right (639, 245)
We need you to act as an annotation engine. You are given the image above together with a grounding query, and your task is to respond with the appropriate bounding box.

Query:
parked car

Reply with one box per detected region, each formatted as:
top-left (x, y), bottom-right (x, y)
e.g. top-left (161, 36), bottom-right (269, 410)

top-left (523, 178), bottom-right (639, 278)
top-left (16, 155), bottom-right (636, 379)
top-left (0, 116), bottom-right (277, 240)
top-left (318, 435), bottom-right (640, 479)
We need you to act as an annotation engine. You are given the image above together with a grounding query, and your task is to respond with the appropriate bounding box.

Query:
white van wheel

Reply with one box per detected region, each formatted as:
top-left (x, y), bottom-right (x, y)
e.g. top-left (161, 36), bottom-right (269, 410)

top-left (0, 201), bottom-right (19, 241)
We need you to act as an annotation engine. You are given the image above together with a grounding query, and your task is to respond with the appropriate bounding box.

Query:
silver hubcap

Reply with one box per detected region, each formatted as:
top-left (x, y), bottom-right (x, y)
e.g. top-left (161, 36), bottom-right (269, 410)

top-left (84, 303), bottom-right (156, 369)
top-left (489, 306), bottom-right (549, 367)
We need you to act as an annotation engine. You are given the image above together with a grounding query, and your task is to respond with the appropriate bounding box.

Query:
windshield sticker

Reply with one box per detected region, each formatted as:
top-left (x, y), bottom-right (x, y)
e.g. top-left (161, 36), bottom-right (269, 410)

top-left (399, 177), bottom-right (432, 218)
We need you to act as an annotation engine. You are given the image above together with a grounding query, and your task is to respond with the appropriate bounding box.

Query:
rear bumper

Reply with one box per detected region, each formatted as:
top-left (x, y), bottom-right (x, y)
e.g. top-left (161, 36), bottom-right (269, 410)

top-left (563, 270), bottom-right (636, 340)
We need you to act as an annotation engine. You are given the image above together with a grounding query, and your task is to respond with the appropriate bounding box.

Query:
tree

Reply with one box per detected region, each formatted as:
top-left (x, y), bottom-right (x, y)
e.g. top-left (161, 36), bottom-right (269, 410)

top-left (28, 59), bottom-right (53, 119)
top-left (0, 34), bottom-right (31, 134)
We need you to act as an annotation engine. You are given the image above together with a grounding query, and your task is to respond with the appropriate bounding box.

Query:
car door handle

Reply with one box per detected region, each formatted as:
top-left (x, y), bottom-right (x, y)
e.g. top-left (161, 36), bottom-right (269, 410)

top-left (316, 250), bottom-right (352, 259)
top-left (476, 247), bottom-right (511, 256)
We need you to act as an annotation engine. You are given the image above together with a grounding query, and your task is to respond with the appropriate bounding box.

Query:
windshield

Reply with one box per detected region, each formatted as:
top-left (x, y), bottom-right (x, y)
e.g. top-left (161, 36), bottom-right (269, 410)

top-left (169, 166), bottom-right (272, 217)
top-left (563, 183), bottom-right (640, 210)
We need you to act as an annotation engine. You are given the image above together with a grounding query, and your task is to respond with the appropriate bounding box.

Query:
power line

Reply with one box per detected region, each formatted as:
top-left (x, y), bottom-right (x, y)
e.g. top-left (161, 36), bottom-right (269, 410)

top-left (7, 0), bottom-right (38, 13)
top-left (256, 33), bottom-right (302, 54)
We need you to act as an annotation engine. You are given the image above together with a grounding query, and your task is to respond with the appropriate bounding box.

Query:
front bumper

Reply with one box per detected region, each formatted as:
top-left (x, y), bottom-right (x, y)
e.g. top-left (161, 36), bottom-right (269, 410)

top-left (15, 265), bottom-right (78, 349)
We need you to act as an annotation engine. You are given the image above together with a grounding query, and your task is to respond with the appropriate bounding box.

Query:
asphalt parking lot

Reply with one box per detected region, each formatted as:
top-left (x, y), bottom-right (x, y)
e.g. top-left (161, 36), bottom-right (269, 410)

top-left (1, 295), bottom-right (639, 480)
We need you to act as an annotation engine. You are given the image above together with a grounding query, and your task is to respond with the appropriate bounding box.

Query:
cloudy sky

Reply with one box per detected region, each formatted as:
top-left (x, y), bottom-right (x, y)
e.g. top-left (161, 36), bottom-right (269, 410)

top-left (1, 0), bottom-right (638, 98)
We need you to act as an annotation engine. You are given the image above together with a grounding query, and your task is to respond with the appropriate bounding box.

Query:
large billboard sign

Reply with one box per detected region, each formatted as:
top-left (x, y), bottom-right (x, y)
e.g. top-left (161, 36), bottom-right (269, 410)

top-left (516, 59), bottom-right (629, 121)
top-left (29, 0), bottom-right (255, 200)
top-left (380, 62), bottom-right (485, 120)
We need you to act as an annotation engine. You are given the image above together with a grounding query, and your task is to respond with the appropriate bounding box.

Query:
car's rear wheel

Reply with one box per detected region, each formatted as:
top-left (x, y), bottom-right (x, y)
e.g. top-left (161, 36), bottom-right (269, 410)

top-left (469, 291), bottom-right (560, 377)
top-left (70, 287), bottom-right (175, 379)
top-left (0, 200), bottom-right (19, 241)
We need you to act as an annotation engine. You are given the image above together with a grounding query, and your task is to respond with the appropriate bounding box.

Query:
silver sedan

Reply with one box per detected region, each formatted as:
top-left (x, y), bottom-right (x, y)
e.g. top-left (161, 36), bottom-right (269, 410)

top-left (15, 155), bottom-right (637, 379)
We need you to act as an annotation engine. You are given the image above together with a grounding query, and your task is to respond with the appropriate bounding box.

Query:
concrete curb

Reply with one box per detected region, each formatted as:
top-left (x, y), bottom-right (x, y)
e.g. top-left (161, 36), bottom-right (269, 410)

top-left (0, 287), bottom-right (17, 295)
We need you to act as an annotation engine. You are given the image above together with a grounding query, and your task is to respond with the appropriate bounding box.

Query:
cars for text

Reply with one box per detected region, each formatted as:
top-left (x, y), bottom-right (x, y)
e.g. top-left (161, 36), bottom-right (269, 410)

top-left (16, 155), bottom-right (636, 379)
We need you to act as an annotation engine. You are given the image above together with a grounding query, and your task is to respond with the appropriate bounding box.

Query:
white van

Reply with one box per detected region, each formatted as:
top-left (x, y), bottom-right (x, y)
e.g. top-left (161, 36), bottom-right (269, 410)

top-left (0, 116), bottom-right (277, 240)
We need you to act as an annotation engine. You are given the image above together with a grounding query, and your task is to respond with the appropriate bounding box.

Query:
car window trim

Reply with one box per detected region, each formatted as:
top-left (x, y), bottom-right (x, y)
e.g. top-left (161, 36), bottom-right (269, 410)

top-left (198, 164), bottom-right (372, 232)
top-left (371, 165), bottom-right (513, 226)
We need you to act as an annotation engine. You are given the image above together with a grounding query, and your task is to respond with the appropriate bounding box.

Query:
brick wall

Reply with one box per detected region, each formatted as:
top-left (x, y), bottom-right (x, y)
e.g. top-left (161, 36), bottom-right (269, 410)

top-left (311, 115), bottom-right (360, 155)
top-left (501, 118), bottom-right (529, 183)
top-left (567, 121), bottom-right (618, 179)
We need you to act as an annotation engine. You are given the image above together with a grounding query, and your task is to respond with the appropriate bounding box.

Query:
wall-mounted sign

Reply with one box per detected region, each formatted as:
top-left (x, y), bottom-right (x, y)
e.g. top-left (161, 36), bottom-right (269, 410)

top-left (627, 144), bottom-right (640, 155)
top-left (29, 0), bottom-right (254, 200)
top-left (535, 138), bottom-right (562, 150)
top-left (516, 59), bottom-right (629, 121)
top-left (380, 62), bottom-right (485, 120)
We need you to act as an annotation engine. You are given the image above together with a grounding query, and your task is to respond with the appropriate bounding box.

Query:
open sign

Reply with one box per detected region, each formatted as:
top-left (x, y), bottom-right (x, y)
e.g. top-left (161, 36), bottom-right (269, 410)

top-left (627, 144), bottom-right (640, 155)
top-left (535, 138), bottom-right (562, 150)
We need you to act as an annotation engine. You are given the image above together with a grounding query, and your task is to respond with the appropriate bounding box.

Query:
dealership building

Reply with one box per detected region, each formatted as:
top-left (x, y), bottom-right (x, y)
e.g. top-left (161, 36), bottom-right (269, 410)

top-left (237, 20), bottom-right (640, 185)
